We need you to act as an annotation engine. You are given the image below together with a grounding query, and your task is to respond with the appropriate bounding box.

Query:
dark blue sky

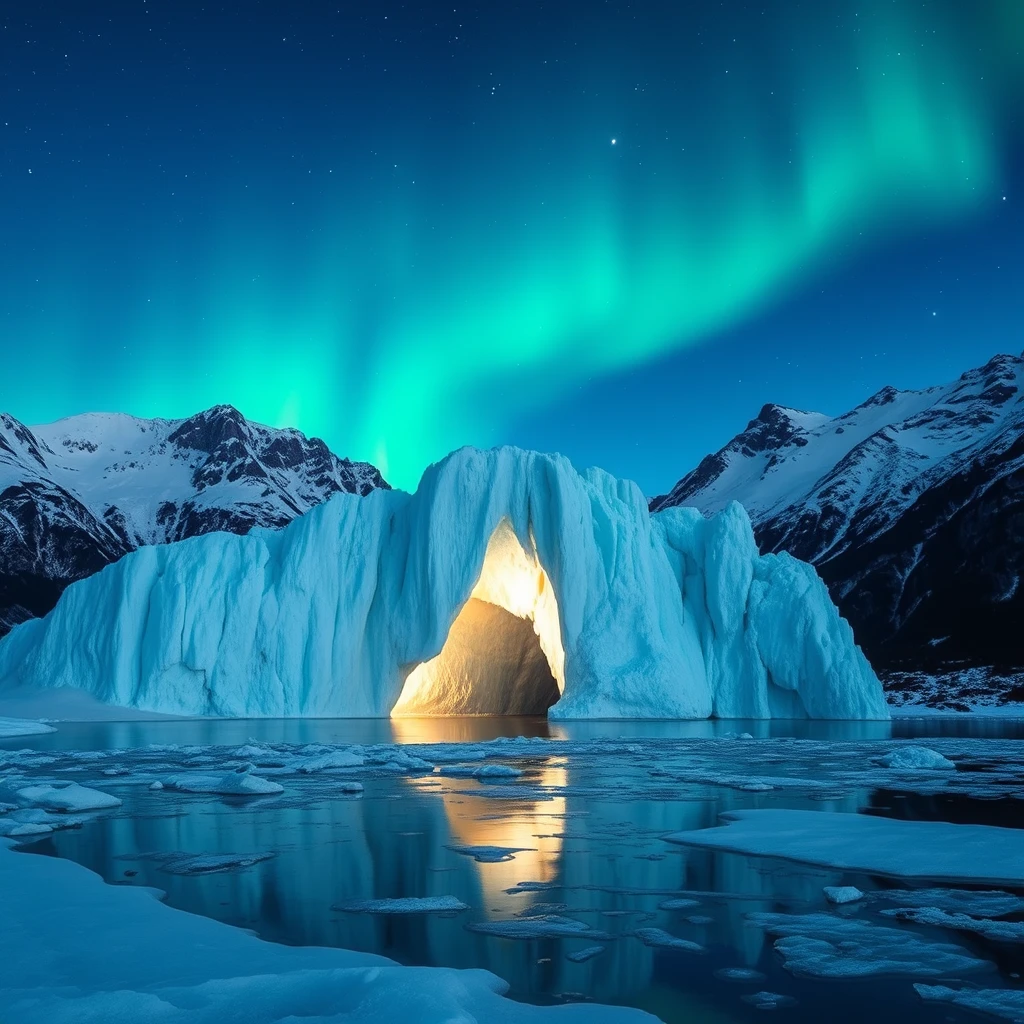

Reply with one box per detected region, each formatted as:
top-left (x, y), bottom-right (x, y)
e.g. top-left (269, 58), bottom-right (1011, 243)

top-left (1, 1), bottom-right (1021, 491)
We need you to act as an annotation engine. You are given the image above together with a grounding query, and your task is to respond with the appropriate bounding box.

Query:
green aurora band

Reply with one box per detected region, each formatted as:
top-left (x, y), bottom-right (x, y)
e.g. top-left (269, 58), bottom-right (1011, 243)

top-left (5, 0), bottom-right (1020, 488)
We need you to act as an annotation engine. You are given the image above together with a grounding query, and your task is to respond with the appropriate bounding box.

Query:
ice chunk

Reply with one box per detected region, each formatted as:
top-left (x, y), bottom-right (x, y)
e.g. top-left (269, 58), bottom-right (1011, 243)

top-left (823, 886), bottom-right (863, 904)
top-left (565, 945), bottom-right (606, 963)
top-left (633, 928), bottom-right (704, 953)
top-left (658, 898), bottom-right (701, 911)
top-left (447, 844), bottom-right (534, 863)
top-left (914, 984), bottom-right (1024, 1023)
top-left (295, 749), bottom-right (365, 772)
top-left (714, 967), bottom-right (767, 983)
top-left (880, 906), bottom-right (1024, 943)
top-left (333, 896), bottom-right (469, 914)
top-left (741, 991), bottom-right (797, 1010)
top-left (162, 768), bottom-right (284, 796)
top-left (878, 747), bottom-right (955, 770)
top-left (156, 852), bottom-right (275, 875)
top-left (873, 888), bottom-right (1024, 918)
top-left (440, 763), bottom-right (522, 779)
top-left (0, 447), bottom-right (887, 722)
top-left (337, 781), bottom-right (364, 795)
top-left (0, 716), bottom-right (56, 738)
top-left (747, 912), bottom-right (988, 978)
top-left (467, 916), bottom-right (609, 940)
top-left (15, 782), bottom-right (121, 812)
top-left (666, 810), bottom-right (1024, 885)
top-left (0, 820), bottom-right (53, 837)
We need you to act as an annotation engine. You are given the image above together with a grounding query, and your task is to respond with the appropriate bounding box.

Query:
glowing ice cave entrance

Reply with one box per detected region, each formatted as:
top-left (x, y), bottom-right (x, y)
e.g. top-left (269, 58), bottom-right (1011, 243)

top-left (391, 520), bottom-right (566, 716)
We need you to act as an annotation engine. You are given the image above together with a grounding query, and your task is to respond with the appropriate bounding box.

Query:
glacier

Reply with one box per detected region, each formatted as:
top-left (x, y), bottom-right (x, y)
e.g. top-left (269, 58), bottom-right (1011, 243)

top-left (0, 446), bottom-right (887, 719)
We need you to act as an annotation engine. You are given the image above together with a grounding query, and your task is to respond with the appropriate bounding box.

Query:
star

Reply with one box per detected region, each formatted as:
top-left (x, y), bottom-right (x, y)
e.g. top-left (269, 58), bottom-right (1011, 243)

top-left (611, 138), bottom-right (617, 145)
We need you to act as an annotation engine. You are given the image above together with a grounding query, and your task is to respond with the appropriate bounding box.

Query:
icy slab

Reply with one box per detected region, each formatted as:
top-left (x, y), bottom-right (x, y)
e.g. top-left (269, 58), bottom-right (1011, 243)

top-left (881, 906), bottom-right (1024, 943)
top-left (0, 716), bottom-right (56, 738)
top-left (741, 992), bottom-right (797, 1010)
top-left (0, 446), bottom-right (887, 721)
top-left (466, 916), bottom-right (610, 941)
top-left (565, 945), bottom-right (605, 963)
top-left (440, 763), bottom-right (523, 779)
top-left (155, 852), bottom-right (275, 875)
top-left (295, 749), bottom-right (365, 771)
top-left (334, 896), bottom-right (469, 914)
top-left (0, 841), bottom-right (657, 1024)
top-left (877, 746), bottom-right (955, 770)
top-left (823, 886), bottom-right (864, 905)
top-left (658, 898), bottom-right (701, 911)
top-left (14, 782), bottom-right (121, 812)
top-left (666, 810), bottom-right (1024, 885)
top-left (714, 968), bottom-right (767, 983)
top-left (632, 928), bottom-right (704, 953)
top-left (162, 769), bottom-right (284, 796)
top-left (747, 912), bottom-right (989, 978)
top-left (448, 844), bottom-right (534, 863)
top-left (873, 888), bottom-right (1024, 917)
top-left (914, 984), bottom-right (1024, 1023)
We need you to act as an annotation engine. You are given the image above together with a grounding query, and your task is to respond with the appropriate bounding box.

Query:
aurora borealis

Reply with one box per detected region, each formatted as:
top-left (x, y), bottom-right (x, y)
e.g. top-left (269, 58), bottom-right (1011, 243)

top-left (2, 1), bottom-right (1022, 491)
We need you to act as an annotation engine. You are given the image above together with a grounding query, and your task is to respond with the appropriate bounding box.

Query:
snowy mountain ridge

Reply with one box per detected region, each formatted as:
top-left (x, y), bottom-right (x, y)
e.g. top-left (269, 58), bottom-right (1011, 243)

top-left (652, 351), bottom-right (1024, 676)
top-left (0, 405), bottom-right (387, 633)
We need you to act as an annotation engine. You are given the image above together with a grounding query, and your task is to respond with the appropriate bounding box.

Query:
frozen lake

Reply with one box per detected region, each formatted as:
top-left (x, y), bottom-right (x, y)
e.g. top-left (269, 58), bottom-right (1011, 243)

top-left (3, 717), bottom-right (1024, 1023)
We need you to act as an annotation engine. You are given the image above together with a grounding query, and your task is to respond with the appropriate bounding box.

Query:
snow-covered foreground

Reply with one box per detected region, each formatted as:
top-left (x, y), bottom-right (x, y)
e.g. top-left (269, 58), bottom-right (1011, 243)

top-left (0, 447), bottom-right (886, 720)
top-left (0, 838), bottom-right (657, 1024)
top-left (2, 728), bottom-right (1024, 1022)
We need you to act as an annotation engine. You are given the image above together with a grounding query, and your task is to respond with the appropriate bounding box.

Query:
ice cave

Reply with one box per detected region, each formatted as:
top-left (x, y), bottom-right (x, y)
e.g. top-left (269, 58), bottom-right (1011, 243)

top-left (0, 446), bottom-right (890, 720)
top-left (392, 521), bottom-right (565, 716)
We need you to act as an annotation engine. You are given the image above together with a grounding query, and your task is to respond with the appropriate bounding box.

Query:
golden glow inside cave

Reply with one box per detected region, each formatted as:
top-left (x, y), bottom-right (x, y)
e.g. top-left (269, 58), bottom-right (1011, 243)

top-left (391, 519), bottom-right (565, 716)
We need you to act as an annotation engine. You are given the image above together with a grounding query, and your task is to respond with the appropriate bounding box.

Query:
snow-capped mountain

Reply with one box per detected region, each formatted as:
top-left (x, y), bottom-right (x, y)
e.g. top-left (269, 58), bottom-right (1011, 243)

top-left (0, 405), bottom-right (387, 635)
top-left (652, 351), bottom-right (1024, 682)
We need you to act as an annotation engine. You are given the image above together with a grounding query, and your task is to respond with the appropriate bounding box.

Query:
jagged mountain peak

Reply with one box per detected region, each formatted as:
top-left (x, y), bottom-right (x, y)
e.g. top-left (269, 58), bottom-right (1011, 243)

top-left (653, 349), bottom-right (1024, 673)
top-left (0, 407), bottom-right (388, 635)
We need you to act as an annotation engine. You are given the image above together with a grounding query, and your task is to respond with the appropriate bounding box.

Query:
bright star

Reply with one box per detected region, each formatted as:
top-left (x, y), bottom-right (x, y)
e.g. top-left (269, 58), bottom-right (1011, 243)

top-left (611, 138), bottom-right (617, 145)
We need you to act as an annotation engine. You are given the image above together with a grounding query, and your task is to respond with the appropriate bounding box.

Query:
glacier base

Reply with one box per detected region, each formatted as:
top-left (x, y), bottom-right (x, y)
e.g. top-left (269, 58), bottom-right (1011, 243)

top-left (0, 447), bottom-right (887, 720)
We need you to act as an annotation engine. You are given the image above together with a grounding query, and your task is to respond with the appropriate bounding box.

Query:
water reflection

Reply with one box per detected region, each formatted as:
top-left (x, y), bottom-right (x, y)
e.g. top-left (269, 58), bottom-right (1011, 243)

top-left (25, 728), bottom-right (1016, 1023)
top-left (7, 711), bottom-right (1024, 754)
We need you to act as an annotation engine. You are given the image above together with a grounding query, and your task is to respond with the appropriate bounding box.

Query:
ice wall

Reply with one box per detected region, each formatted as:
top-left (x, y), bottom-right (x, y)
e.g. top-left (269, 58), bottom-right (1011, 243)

top-left (0, 446), bottom-right (888, 719)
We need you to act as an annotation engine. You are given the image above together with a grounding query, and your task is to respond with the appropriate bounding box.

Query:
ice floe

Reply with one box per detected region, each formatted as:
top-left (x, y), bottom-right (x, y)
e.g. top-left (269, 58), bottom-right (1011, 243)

top-left (823, 886), bottom-right (864, 904)
top-left (880, 906), bottom-right (1024, 943)
top-left (746, 912), bottom-right (989, 978)
top-left (632, 928), bottom-right (704, 953)
top-left (13, 781), bottom-right (120, 812)
top-left (914, 984), bottom-right (1024, 1023)
top-left (565, 945), bottom-right (605, 963)
top-left (466, 916), bottom-right (610, 940)
top-left (877, 746), bottom-right (955, 770)
top-left (162, 768), bottom-right (284, 796)
top-left (333, 896), bottom-right (469, 914)
top-left (0, 717), bottom-right (56, 738)
top-left (667, 809), bottom-right (1024, 884)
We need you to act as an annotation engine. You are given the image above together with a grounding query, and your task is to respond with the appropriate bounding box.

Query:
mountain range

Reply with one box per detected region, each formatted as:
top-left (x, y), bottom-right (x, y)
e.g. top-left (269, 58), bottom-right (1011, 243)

top-left (0, 405), bottom-right (387, 634)
top-left (652, 351), bottom-right (1024, 707)
top-left (2, 351), bottom-right (1022, 709)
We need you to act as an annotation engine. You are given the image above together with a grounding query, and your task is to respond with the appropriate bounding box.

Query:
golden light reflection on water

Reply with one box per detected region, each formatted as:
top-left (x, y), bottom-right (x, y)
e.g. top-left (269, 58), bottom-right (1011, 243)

top-left (406, 763), bottom-right (568, 916)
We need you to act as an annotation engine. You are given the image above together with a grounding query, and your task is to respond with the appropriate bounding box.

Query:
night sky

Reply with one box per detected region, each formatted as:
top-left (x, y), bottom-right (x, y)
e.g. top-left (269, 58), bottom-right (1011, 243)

top-left (2, 2), bottom-right (1021, 493)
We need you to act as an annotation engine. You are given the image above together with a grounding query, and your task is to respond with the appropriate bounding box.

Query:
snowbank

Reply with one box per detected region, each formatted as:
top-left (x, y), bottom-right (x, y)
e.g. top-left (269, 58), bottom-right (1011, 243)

top-left (0, 839), bottom-right (657, 1024)
top-left (0, 447), bottom-right (886, 720)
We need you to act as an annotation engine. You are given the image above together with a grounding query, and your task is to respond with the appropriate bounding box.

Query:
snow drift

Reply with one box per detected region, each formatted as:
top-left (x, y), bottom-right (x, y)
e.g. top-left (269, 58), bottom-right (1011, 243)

top-left (0, 447), bottom-right (887, 719)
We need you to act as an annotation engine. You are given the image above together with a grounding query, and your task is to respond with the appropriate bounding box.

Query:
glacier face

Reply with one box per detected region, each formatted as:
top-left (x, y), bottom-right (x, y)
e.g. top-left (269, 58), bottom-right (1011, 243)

top-left (0, 447), bottom-right (887, 719)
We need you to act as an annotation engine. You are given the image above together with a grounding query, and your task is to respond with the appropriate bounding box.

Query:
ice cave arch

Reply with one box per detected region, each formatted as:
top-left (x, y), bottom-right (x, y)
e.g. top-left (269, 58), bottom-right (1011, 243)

top-left (392, 520), bottom-right (565, 716)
